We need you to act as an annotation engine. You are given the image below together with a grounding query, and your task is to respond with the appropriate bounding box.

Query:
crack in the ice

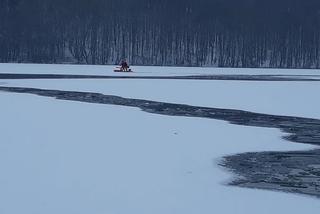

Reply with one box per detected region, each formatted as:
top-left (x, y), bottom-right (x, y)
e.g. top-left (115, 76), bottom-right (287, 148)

top-left (1, 73), bottom-right (320, 81)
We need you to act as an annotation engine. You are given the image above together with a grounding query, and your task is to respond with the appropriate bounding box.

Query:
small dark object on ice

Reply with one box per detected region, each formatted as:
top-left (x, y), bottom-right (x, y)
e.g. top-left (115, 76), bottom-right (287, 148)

top-left (114, 66), bottom-right (133, 72)
top-left (115, 59), bottom-right (132, 72)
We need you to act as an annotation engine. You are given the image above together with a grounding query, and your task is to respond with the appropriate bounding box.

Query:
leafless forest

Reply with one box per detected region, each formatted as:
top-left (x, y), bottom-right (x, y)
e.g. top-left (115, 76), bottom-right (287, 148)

top-left (1, 0), bottom-right (320, 68)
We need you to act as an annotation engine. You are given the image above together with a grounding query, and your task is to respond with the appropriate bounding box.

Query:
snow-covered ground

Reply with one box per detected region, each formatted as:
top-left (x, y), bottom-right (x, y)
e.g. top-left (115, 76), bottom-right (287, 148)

top-left (1, 63), bottom-right (320, 214)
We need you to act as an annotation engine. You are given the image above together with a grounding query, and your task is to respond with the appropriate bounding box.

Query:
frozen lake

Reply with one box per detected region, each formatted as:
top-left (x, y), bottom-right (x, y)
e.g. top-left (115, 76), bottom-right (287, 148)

top-left (0, 63), bottom-right (320, 214)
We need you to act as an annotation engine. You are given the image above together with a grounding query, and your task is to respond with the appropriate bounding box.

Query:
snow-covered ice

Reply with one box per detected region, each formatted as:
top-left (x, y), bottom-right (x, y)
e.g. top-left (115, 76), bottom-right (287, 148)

top-left (0, 92), bottom-right (318, 214)
top-left (0, 63), bottom-right (320, 214)
top-left (1, 62), bottom-right (320, 76)
top-left (2, 79), bottom-right (320, 119)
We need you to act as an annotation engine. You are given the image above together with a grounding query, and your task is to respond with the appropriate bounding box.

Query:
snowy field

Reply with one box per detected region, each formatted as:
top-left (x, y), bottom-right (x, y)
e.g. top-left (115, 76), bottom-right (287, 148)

top-left (1, 63), bottom-right (320, 214)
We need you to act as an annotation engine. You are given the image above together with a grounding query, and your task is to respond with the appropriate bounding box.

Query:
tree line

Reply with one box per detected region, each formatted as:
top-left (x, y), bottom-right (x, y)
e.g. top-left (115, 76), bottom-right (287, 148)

top-left (1, 0), bottom-right (320, 68)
